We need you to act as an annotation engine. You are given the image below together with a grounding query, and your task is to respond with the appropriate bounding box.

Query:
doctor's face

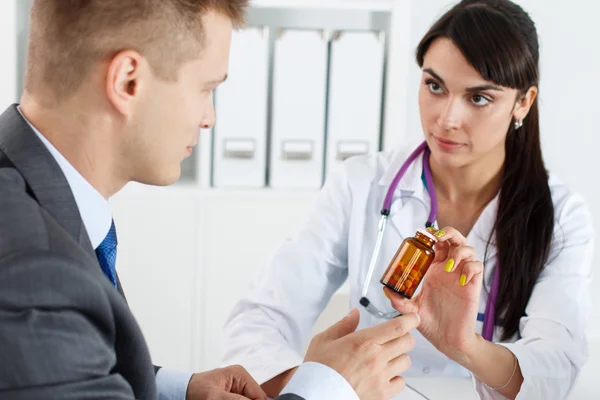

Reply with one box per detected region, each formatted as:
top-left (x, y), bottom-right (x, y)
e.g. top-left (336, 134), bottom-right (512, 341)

top-left (418, 37), bottom-right (521, 168)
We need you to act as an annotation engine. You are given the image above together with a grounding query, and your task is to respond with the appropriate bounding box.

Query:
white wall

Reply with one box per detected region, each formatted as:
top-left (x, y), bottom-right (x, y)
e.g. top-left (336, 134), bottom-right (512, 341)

top-left (0, 0), bottom-right (17, 108)
top-left (519, 0), bottom-right (600, 339)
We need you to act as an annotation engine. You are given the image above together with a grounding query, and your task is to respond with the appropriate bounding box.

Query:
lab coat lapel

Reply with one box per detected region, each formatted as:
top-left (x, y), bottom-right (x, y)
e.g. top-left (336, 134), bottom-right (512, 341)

top-left (377, 143), bottom-right (431, 244)
top-left (467, 194), bottom-right (500, 292)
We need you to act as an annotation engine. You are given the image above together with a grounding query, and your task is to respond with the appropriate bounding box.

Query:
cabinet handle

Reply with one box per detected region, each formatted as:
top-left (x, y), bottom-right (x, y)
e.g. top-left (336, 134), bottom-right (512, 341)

top-left (281, 140), bottom-right (314, 160)
top-left (223, 138), bottom-right (256, 159)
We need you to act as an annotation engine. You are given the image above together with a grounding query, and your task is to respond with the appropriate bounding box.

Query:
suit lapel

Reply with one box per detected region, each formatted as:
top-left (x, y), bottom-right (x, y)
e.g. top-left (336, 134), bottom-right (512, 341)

top-left (0, 104), bottom-right (96, 260)
top-left (116, 274), bottom-right (127, 300)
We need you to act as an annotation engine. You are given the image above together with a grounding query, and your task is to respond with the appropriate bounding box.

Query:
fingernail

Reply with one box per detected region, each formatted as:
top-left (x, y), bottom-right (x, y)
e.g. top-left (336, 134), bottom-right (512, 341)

top-left (460, 274), bottom-right (467, 286)
top-left (383, 287), bottom-right (390, 299)
top-left (444, 258), bottom-right (454, 272)
top-left (434, 229), bottom-right (446, 238)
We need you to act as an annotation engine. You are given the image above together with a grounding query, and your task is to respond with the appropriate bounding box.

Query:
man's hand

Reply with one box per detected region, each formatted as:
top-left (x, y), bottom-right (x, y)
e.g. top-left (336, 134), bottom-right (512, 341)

top-left (304, 308), bottom-right (419, 400)
top-left (186, 365), bottom-right (267, 400)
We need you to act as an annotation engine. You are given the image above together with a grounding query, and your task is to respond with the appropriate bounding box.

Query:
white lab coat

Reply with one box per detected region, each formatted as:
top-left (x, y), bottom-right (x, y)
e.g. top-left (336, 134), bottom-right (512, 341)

top-left (222, 142), bottom-right (595, 400)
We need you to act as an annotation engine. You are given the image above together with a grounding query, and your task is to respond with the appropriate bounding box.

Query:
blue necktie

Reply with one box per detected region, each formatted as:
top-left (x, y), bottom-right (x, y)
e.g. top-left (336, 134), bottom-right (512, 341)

top-left (96, 220), bottom-right (118, 287)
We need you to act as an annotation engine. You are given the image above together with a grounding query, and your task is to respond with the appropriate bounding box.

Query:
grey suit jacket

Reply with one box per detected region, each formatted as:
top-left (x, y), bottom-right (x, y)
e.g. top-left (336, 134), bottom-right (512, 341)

top-left (0, 105), bottom-right (156, 399)
top-left (0, 104), bottom-right (307, 400)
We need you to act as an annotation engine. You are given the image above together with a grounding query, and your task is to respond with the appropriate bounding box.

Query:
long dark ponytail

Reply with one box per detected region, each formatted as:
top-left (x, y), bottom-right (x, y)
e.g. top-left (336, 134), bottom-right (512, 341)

top-left (416, 0), bottom-right (554, 340)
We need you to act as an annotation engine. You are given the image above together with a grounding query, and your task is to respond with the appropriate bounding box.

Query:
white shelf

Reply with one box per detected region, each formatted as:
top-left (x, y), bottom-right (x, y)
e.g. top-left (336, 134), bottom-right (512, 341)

top-left (251, 0), bottom-right (393, 11)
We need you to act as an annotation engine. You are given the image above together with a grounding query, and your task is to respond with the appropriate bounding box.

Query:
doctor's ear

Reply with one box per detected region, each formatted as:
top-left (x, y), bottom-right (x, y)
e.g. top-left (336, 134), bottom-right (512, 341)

top-left (512, 86), bottom-right (538, 124)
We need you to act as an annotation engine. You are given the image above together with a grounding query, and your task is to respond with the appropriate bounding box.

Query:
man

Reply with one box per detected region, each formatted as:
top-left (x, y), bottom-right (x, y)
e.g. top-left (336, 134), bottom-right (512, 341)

top-left (0, 1), bottom-right (418, 399)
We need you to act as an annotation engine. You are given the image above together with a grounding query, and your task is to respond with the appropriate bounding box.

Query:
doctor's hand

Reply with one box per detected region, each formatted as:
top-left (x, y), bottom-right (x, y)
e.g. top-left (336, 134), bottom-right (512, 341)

top-left (384, 226), bottom-right (484, 366)
top-left (304, 308), bottom-right (419, 400)
top-left (186, 365), bottom-right (267, 400)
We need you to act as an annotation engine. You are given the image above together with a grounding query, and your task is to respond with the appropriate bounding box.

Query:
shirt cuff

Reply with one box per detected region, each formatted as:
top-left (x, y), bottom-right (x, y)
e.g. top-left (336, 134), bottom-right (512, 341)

top-left (156, 367), bottom-right (194, 400)
top-left (280, 362), bottom-right (358, 400)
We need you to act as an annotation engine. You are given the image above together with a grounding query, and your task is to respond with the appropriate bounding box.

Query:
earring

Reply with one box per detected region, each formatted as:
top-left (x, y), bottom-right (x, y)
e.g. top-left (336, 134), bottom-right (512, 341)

top-left (514, 118), bottom-right (523, 130)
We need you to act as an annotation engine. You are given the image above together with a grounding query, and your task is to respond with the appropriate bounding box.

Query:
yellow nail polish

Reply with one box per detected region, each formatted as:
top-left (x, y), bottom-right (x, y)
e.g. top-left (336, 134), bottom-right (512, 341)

top-left (383, 287), bottom-right (390, 299)
top-left (434, 229), bottom-right (446, 238)
top-left (444, 258), bottom-right (454, 272)
top-left (460, 274), bottom-right (467, 286)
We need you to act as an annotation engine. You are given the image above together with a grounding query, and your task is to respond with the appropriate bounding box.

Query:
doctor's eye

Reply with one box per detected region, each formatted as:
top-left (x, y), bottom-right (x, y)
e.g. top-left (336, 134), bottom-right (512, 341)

top-left (471, 94), bottom-right (492, 107)
top-left (425, 79), bottom-right (444, 95)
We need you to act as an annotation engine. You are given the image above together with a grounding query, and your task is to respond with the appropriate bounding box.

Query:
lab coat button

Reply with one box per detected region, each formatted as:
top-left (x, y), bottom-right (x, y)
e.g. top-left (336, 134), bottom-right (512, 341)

top-left (423, 367), bottom-right (430, 374)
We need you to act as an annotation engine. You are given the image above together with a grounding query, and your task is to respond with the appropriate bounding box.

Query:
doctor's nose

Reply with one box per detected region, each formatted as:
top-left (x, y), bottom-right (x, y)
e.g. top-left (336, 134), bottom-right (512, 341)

top-left (437, 98), bottom-right (464, 131)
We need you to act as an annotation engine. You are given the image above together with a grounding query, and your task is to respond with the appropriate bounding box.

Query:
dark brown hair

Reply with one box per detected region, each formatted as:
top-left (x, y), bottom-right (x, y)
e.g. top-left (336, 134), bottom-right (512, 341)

top-left (416, 0), bottom-right (554, 340)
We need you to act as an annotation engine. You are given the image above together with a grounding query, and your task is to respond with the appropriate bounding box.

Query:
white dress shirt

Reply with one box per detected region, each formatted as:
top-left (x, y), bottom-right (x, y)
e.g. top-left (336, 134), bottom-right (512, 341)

top-left (17, 106), bottom-right (193, 400)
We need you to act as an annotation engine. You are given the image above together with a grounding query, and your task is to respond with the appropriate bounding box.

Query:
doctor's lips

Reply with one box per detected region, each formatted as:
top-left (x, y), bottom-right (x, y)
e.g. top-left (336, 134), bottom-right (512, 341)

top-left (433, 136), bottom-right (464, 150)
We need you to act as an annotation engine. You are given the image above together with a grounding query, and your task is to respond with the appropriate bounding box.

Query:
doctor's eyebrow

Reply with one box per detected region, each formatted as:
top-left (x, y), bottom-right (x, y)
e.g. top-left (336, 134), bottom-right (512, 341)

top-left (423, 68), bottom-right (504, 92)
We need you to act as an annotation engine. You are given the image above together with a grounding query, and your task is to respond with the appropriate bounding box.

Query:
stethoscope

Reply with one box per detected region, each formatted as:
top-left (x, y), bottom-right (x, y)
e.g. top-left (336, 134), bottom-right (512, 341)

top-left (359, 141), bottom-right (499, 342)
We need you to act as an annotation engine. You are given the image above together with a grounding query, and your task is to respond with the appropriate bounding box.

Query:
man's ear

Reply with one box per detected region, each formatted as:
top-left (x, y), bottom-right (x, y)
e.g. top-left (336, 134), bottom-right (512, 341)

top-left (105, 50), bottom-right (145, 116)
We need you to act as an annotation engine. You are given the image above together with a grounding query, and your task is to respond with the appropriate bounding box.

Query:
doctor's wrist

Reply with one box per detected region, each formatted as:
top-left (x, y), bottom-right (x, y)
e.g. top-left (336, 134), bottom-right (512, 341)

top-left (447, 333), bottom-right (485, 368)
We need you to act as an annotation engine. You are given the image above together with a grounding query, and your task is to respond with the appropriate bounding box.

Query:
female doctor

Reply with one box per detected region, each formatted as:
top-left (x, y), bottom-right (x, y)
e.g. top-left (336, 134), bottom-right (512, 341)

top-left (222, 0), bottom-right (594, 399)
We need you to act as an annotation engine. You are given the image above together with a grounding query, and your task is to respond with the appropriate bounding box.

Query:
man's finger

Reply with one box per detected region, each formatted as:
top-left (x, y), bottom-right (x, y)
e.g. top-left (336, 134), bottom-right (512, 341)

top-left (357, 311), bottom-right (420, 345)
top-left (382, 333), bottom-right (415, 362)
top-left (386, 376), bottom-right (407, 400)
top-left (222, 394), bottom-right (252, 400)
top-left (229, 365), bottom-right (268, 400)
top-left (386, 353), bottom-right (412, 380)
top-left (319, 307), bottom-right (360, 341)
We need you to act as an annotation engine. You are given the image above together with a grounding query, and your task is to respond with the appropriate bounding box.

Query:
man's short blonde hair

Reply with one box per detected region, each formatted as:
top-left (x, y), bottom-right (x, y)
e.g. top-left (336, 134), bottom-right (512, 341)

top-left (25, 0), bottom-right (248, 103)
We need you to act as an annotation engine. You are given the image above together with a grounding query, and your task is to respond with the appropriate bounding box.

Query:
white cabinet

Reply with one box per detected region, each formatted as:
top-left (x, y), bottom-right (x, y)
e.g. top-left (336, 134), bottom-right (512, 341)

top-left (111, 183), bottom-right (201, 371)
top-left (198, 190), bottom-right (319, 370)
top-left (110, 186), bottom-right (322, 372)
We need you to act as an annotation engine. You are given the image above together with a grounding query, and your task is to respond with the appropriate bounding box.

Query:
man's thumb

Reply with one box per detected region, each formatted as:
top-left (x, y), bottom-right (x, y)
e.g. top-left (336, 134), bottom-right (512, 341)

top-left (321, 307), bottom-right (360, 341)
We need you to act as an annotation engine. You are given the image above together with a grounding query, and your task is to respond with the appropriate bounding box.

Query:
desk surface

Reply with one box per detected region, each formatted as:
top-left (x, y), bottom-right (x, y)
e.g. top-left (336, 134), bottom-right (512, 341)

top-left (397, 346), bottom-right (600, 400)
top-left (400, 377), bottom-right (477, 400)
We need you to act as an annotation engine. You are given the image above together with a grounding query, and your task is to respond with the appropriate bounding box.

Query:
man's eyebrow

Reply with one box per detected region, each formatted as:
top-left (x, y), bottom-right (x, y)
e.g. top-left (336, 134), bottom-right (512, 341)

top-left (205, 74), bottom-right (228, 86)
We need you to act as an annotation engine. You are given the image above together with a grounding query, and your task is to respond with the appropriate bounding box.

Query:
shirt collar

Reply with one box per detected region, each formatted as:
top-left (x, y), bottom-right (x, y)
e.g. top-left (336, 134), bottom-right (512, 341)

top-left (17, 106), bottom-right (112, 249)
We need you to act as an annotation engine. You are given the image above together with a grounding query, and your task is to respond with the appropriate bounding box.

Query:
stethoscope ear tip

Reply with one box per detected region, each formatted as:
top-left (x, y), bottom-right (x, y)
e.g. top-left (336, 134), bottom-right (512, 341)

top-left (359, 297), bottom-right (370, 307)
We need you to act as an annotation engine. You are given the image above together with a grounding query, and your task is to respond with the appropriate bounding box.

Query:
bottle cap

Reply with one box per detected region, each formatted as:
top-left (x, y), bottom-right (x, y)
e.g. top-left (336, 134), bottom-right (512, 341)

top-left (417, 228), bottom-right (439, 243)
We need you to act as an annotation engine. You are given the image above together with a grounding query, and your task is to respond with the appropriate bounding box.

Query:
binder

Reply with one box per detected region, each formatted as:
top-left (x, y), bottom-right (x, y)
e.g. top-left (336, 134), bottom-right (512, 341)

top-left (326, 31), bottom-right (385, 177)
top-left (269, 29), bottom-right (328, 189)
top-left (213, 27), bottom-right (269, 188)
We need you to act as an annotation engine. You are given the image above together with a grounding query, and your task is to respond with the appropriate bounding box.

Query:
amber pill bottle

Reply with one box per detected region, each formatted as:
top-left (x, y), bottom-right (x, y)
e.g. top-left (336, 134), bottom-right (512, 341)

top-left (380, 228), bottom-right (438, 299)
